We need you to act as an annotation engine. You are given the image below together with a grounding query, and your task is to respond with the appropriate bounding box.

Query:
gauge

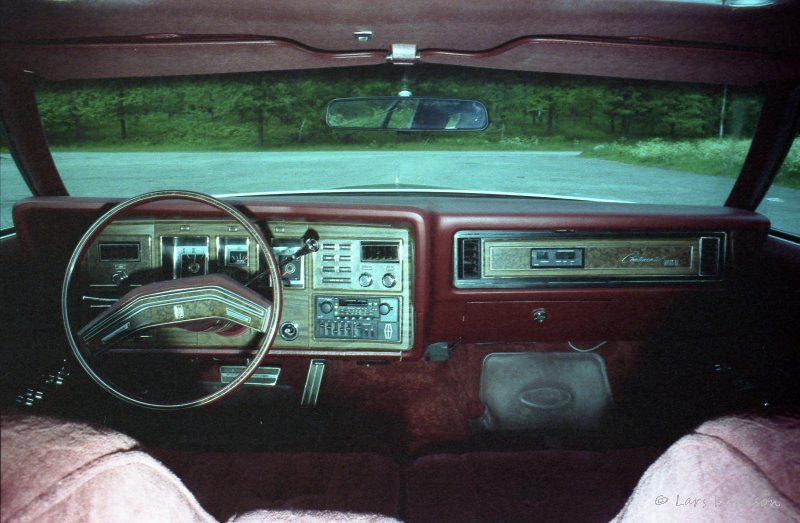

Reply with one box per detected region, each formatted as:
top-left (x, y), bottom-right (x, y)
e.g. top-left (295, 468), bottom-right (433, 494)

top-left (180, 253), bottom-right (207, 277)
top-left (227, 250), bottom-right (248, 266)
top-left (218, 237), bottom-right (250, 268)
top-left (162, 236), bottom-right (210, 279)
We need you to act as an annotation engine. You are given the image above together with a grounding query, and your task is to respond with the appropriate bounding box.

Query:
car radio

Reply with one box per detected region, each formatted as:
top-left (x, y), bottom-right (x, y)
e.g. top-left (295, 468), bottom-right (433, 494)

top-left (314, 296), bottom-right (400, 342)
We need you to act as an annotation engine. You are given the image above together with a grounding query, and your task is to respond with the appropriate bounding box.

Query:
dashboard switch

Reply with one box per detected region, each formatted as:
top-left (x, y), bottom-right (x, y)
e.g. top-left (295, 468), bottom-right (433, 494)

top-left (279, 322), bottom-right (299, 341)
top-left (111, 270), bottom-right (129, 286)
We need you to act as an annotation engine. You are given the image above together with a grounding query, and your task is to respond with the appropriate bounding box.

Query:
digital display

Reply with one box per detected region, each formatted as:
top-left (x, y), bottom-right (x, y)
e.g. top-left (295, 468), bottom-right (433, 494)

top-left (99, 242), bottom-right (140, 262)
top-left (531, 248), bottom-right (584, 268)
top-left (339, 298), bottom-right (369, 307)
top-left (361, 241), bottom-right (400, 262)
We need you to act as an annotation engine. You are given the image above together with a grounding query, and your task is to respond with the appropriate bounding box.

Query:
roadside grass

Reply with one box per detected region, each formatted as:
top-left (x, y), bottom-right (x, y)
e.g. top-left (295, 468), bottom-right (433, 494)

top-left (44, 137), bottom-right (586, 153)
top-left (11, 136), bottom-right (800, 189)
top-left (582, 138), bottom-right (800, 189)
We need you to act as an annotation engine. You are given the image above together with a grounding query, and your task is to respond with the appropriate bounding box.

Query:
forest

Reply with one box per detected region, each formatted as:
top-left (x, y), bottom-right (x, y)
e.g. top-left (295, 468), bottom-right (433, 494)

top-left (21, 64), bottom-right (800, 187)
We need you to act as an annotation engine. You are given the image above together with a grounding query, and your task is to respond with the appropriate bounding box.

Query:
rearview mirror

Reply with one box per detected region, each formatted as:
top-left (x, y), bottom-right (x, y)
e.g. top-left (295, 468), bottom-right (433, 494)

top-left (326, 97), bottom-right (489, 131)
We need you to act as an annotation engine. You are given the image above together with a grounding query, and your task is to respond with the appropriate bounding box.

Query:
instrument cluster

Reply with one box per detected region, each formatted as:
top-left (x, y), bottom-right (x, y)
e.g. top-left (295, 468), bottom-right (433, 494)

top-left (80, 218), bottom-right (415, 355)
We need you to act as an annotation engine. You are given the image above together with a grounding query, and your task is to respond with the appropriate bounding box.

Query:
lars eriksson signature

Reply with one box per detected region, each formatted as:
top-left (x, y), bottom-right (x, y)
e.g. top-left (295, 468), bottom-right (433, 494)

top-left (655, 494), bottom-right (781, 509)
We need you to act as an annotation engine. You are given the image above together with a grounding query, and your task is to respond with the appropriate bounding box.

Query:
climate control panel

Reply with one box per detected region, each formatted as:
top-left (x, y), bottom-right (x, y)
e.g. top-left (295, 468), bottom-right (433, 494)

top-left (314, 296), bottom-right (401, 342)
top-left (312, 239), bottom-right (404, 292)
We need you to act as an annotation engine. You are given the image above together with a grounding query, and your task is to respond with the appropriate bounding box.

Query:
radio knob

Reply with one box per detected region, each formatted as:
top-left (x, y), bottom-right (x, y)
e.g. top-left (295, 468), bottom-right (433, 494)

top-left (381, 273), bottom-right (397, 288)
top-left (379, 303), bottom-right (391, 316)
top-left (111, 270), bottom-right (129, 286)
top-left (319, 301), bottom-right (333, 314)
top-left (358, 273), bottom-right (373, 287)
top-left (279, 321), bottom-right (299, 341)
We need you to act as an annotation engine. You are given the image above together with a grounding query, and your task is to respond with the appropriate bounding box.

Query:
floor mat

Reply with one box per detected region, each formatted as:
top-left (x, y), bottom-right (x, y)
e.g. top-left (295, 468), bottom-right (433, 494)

top-left (404, 447), bottom-right (662, 523)
top-left (152, 449), bottom-right (401, 521)
top-left (478, 352), bottom-right (613, 432)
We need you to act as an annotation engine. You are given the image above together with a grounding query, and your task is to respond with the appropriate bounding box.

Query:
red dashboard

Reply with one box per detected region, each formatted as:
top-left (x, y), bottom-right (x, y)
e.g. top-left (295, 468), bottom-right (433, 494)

top-left (13, 194), bottom-right (770, 361)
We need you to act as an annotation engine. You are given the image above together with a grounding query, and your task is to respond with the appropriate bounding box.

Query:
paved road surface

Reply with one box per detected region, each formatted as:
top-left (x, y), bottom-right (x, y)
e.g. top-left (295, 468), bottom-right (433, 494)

top-left (2, 151), bottom-right (797, 233)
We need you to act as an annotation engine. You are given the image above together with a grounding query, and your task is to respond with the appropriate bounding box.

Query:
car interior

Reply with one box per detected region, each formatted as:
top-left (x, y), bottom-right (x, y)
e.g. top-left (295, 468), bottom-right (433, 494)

top-left (1, 0), bottom-right (799, 522)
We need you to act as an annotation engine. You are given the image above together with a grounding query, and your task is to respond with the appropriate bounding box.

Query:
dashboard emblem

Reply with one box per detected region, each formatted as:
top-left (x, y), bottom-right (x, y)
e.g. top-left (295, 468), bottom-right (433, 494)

top-left (621, 254), bottom-right (664, 264)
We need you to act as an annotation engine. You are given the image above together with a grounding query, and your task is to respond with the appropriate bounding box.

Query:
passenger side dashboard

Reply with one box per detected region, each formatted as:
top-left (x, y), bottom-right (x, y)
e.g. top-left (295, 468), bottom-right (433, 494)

top-left (454, 230), bottom-right (725, 288)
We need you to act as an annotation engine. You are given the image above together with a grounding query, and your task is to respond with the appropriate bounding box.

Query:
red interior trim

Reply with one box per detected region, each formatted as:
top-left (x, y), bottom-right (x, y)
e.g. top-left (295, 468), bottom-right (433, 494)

top-left (421, 38), bottom-right (800, 86)
top-left (0, 71), bottom-right (66, 196)
top-left (0, 40), bottom-right (387, 81)
top-left (726, 83), bottom-right (800, 209)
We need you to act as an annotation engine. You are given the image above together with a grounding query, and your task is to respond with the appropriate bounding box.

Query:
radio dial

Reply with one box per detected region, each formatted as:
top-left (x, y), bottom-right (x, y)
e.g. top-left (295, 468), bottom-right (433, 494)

top-left (381, 273), bottom-right (397, 288)
top-left (358, 273), bottom-right (373, 287)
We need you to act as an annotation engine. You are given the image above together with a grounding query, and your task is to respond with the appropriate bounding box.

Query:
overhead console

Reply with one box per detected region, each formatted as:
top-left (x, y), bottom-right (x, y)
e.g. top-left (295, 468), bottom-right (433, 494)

top-left (454, 230), bottom-right (725, 288)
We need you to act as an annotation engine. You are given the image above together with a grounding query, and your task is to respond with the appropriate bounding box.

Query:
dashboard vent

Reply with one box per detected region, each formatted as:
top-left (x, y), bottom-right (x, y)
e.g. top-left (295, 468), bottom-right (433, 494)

top-left (699, 236), bottom-right (721, 276)
top-left (459, 238), bottom-right (481, 279)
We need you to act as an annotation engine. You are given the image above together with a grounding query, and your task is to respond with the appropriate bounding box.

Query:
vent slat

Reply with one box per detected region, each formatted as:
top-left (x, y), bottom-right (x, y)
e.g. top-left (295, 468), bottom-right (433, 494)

top-left (460, 239), bottom-right (481, 279)
top-left (699, 236), bottom-right (721, 276)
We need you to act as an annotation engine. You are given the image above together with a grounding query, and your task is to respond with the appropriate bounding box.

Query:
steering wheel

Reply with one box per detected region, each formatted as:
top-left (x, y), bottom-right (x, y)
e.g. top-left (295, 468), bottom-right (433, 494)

top-left (61, 191), bottom-right (283, 410)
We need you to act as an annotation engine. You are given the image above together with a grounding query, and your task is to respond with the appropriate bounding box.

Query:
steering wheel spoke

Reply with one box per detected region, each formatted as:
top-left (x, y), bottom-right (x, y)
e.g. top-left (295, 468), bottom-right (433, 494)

top-left (78, 274), bottom-right (273, 356)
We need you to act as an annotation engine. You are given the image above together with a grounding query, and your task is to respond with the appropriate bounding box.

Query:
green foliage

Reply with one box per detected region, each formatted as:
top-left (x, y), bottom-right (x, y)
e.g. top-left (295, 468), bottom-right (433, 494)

top-left (775, 138), bottom-right (800, 188)
top-left (33, 65), bottom-right (764, 162)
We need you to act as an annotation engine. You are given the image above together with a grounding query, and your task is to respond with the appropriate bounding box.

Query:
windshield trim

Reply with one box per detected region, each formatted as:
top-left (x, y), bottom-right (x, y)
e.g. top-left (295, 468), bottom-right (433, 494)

top-left (215, 188), bottom-right (631, 204)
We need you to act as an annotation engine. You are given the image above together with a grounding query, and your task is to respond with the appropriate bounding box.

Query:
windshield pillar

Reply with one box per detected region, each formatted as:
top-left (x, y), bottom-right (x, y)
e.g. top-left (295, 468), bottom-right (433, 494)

top-left (0, 70), bottom-right (66, 197)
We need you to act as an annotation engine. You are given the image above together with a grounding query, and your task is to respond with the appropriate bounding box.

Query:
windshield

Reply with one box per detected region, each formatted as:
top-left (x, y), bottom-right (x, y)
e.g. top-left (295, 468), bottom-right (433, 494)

top-left (3, 64), bottom-right (786, 229)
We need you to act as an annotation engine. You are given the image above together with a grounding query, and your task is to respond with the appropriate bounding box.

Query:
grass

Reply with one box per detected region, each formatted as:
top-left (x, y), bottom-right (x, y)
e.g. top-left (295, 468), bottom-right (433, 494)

top-left (583, 138), bottom-right (800, 189)
top-left (45, 137), bottom-right (585, 153)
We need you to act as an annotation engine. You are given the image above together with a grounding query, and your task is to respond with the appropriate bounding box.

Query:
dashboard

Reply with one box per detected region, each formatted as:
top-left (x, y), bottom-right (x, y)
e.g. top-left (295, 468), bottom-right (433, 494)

top-left (14, 194), bottom-right (772, 361)
top-left (78, 218), bottom-right (415, 357)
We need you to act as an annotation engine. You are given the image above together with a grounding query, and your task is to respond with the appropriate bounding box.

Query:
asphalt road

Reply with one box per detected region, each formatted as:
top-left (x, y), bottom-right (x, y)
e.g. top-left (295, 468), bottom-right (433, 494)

top-left (2, 151), bottom-right (797, 233)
